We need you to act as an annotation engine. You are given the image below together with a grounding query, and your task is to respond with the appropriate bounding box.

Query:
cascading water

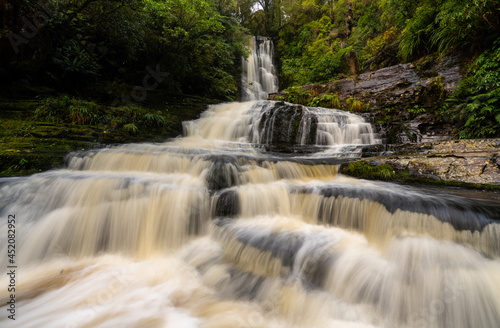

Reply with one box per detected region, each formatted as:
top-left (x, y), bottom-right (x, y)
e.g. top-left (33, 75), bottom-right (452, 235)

top-left (241, 36), bottom-right (279, 101)
top-left (1, 100), bottom-right (500, 328)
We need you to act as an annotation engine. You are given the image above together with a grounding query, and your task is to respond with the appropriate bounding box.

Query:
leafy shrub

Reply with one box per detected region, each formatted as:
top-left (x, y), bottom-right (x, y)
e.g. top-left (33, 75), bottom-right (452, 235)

top-left (307, 94), bottom-right (341, 108)
top-left (34, 95), bottom-right (107, 125)
top-left (309, 50), bottom-right (347, 83)
top-left (320, 94), bottom-right (341, 108)
top-left (52, 39), bottom-right (101, 81)
top-left (117, 106), bottom-right (167, 128)
top-left (431, 0), bottom-right (500, 54)
top-left (123, 123), bottom-right (139, 134)
top-left (346, 97), bottom-right (368, 112)
top-left (144, 112), bottom-right (167, 127)
top-left (285, 86), bottom-right (310, 105)
top-left (307, 97), bottom-right (321, 107)
top-left (399, 4), bottom-right (437, 61)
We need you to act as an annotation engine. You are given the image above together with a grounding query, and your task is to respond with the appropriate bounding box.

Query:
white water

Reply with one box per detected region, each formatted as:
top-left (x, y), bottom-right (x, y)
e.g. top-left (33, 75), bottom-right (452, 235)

top-left (242, 36), bottom-right (279, 101)
top-left (183, 101), bottom-right (379, 151)
top-left (1, 101), bottom-right (500, 328)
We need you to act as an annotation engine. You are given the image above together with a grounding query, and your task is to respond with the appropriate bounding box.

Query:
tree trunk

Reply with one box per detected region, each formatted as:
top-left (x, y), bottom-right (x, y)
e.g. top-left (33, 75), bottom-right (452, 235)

top-left (329, 0), bottom-right (335, 23)
top-left (346, 1), bottom-right (355, 74)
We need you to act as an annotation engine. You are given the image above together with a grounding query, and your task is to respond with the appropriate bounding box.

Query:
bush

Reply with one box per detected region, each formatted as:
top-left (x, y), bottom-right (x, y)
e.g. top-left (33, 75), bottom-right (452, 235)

top-left (117, 106), bottom-right (167, 128)
top-left (346, 97), bottom-right (369, 112)
top-left (34, 95), bottom-right (108, 125)
top-left (285, 86), bottom-right (310, 105)
top-left (398, 4), bottom-right (437, 61)
top-left (307, 94), bottom-right (341, 108)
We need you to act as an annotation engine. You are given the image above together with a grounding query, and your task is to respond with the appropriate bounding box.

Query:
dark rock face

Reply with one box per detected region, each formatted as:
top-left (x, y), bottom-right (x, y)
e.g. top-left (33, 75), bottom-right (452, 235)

top-left (214, 189), bottom-right (240, 218)
top-left (270, 56), bottom-right (463, 144)
top-left (206, 155), bottom-right (241, 191)
top-left (270, 56), bottom-right (461, 111)
top-left (259, 102), bottom-right (310, 147)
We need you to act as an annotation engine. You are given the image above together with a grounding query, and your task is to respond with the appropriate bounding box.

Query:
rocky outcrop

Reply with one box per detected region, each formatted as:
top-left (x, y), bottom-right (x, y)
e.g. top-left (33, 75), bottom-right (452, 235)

top-left (270, 56), bottom-right (462, 110)
top-left (357, 139), bottom-right (500, 186)
top-left (266, 57), bottom-right (500, 189)
top-left (270, 56), bottom-right (463, 144)
top-left (258, 101), bottom-right (314, 148)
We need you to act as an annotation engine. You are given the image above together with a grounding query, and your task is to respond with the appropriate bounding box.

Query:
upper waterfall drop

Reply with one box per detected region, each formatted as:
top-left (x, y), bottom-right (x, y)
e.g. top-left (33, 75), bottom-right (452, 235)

top-left (242, 36), bottom-right (279, 101)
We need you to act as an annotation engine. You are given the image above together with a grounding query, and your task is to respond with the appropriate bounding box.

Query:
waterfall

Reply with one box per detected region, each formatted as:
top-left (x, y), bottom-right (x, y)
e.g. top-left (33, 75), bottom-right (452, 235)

top-left (183, 101), bottom-right (380, 150)
top-left (1, 101), bottom-right (500, 328)
top-left (242, 36), bottom-right (279, 101)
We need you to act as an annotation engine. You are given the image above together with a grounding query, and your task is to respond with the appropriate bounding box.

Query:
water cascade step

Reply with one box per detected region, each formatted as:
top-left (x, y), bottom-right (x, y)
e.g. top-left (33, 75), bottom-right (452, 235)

top-left (1, 100), bottom-right (500, 328)
top-left (241, 36), bottom-right (279, 101)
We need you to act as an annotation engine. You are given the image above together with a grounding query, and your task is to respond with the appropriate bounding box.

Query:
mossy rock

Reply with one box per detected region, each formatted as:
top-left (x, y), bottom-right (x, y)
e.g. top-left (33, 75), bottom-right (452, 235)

top-left (340, 161), bottom-right (396, 181)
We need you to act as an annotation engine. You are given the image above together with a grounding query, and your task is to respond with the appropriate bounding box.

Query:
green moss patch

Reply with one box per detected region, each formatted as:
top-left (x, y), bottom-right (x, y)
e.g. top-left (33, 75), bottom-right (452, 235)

top-left (0, 89), bottom-right (216, 177)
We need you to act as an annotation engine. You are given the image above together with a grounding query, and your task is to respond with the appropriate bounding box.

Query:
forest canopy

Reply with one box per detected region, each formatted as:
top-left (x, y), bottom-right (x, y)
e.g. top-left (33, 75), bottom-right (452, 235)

top-left (1, 0), bottom-right (499, 99)
top-left (1, 0), bottom-right (249, 99)
top-left (266, 0), bottom-right (500, 87)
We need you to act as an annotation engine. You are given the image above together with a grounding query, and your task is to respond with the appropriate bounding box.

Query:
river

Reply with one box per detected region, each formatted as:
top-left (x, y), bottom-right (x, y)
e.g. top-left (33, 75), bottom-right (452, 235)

top-left (1, 99), bottom-right (500, 328)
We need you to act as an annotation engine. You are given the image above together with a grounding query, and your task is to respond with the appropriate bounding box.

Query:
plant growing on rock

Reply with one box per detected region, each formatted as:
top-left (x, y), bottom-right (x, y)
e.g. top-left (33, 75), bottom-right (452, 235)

top-left (308, 94), bottom-right (341, 109)
top-left (346, 97), bottom-right (368, 112)
top-left (285, 87), bottom-right (310, 105)
top-left (341, 161), bottom-right (396, 180)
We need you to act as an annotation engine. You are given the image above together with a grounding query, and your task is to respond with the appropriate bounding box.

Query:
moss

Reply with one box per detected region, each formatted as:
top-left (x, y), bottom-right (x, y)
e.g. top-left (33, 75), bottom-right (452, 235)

top-left (0, 88), bottom-right (216, 177)
top-left (0, 152), bottom-right (67, 176)
top-left (340, 161), bottom-right (396, 180)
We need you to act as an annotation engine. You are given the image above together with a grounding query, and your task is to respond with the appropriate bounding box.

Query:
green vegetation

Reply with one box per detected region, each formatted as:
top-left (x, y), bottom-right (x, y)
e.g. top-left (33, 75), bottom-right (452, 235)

top-left (341, 161), bottom-right (396, 181)
top-left (33, 94), bottom-right (172, 134)
top-left (271, 0), bottom-right (499, 84)
top-left (450, 41), bottom-right (500, 138)
top-left (242, 0), bottom-right (499, 137)
top-left (34, 95), bottom-right (107, 125)
top-left (308, 93), bottom-right (341, 108)
top-left (1, 0), bottom-right (248, 100)
top-left (345, 97), bottom-right (368, 112)
top-left (4, 1), bottom-right (496, 100)
top-left (285, 86), bottom-right (310, 105)
top-left (0, 90), bottom-right (215, 176)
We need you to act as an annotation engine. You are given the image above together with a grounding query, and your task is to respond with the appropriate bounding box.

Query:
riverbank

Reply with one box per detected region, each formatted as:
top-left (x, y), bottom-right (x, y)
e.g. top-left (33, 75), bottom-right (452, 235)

top-left (3, 91), bottom-right (499, 194)
top-left (0, 85), bottom-right (217, 176)
top-left (341, 139), bottom-right (500, 192)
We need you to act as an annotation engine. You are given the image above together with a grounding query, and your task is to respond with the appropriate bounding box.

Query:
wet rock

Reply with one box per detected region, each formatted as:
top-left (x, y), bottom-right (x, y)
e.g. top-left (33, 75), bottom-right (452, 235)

top-left (360, 139), bottom-right (500, 186)
top-left (206, 155), bottom-right (241, 191)
top-left (269, 56), bottom-right (463, 144)
top-left (213, 189), bottom-right (239, 218)
top-left (271, 56), bottom-right (462, 111)
top-left (259, 102), bottom-right (312, 147)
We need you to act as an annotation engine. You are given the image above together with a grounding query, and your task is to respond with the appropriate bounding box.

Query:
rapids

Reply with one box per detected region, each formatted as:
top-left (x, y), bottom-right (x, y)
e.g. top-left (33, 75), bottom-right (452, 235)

top-left (1, 100), bottom-right (500, 328)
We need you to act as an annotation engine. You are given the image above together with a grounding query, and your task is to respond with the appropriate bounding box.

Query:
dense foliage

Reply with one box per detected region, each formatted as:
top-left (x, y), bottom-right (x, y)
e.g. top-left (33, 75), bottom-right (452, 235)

top-left (0, 0), bottom-right (248, 99)
top-left (258, 0), bottom-right (500, 87)
top-left (451, 41), bottom-right (500, 138)
top-left (1, 0), bottom-right (500, 137)
top-left (238, 0), bottom-right (500, 137)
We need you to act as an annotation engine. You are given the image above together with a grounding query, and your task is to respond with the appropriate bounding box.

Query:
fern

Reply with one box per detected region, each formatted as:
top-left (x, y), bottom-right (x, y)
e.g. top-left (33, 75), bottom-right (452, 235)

top-left (454, 43), bottom-right (500, 138)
